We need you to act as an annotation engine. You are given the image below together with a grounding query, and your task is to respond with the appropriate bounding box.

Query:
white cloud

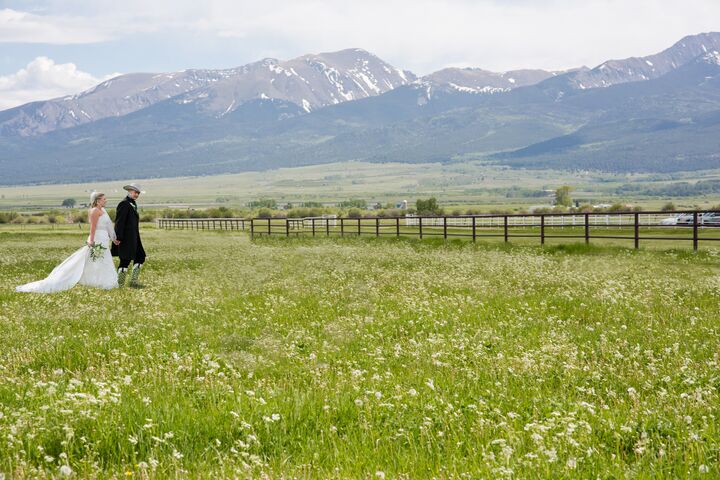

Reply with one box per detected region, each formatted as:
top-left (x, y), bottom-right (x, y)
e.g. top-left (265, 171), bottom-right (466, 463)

top-left (0, 8), bottom-right (115, 44)
top-left (0, 57), bottom-right (119, 110)
top-left (2, 1), bottom-right (720, 74)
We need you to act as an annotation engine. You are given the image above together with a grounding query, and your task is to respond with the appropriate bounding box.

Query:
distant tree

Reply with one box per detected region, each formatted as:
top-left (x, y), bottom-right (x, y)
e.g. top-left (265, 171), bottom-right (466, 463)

top-left (347, 208), bottom-right (362, 219)
top-left (339, 199), bottom-right (367, 209)
top-left (248, 199), bottom-right (277, 209)
top-left (415, 197), bottom-right (442, 215)
top-left (661, 202), bottom-right (676, 212)
top-left (607, 203), bottom-right (630, 213)
top-left (554, 186), bottom-right (573, 207)
top-left (61, 198), bottom-right (76, 208)
top-left (302, 201), bottom-right (323, 208)
top-left (256, 208), bottom-right (273, 219)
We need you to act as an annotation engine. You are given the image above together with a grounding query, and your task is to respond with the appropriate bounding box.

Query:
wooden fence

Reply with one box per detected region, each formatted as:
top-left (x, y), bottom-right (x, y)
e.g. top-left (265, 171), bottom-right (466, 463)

top-left (248, 211), bottom-right (720, 251)
top-left (157, 218), bottom-right (248, 230)
top-left (157, 211), bottom-right (720, 250)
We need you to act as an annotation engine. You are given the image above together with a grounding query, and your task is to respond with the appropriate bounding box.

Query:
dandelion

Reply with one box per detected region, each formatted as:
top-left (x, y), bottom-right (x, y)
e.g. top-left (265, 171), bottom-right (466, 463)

top-left (376, 471), bottom-right (385, 479)
top-left (172, 449), bottom-right (183, 460)
top-left (699, 465), bottom-right (709, 473)
top-left (59, 465), bottom-right (73, 476)
top-left (355, 398), bottom-right (364, 407)
top-left (566, 457), bottom-right (577, 469)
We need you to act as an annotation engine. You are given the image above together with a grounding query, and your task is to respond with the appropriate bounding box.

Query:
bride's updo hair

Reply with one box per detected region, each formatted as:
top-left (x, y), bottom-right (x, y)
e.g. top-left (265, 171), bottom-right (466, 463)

top-left (90, 192), bottom-right (105, 208)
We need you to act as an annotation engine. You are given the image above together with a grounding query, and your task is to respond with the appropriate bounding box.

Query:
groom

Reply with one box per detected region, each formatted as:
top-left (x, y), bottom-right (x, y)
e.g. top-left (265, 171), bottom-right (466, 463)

top-left (111, 184), bottom-right (146, 287)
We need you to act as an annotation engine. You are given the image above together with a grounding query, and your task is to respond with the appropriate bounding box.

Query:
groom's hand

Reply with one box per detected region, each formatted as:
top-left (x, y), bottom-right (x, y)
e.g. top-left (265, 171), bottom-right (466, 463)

top-left (113, 240), bottom-right (121, 245)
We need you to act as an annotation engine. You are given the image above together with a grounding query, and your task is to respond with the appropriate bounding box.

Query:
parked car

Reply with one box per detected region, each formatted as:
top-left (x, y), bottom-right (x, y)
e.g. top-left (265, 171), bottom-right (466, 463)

top-left (702, 212), bottom-right (720, 225)
top-left (670, 212), bottom-right (720, 225)
top-left (674, 213), bottom-right (696, 225)
top-left (660, 214), bottom-right (680, 225)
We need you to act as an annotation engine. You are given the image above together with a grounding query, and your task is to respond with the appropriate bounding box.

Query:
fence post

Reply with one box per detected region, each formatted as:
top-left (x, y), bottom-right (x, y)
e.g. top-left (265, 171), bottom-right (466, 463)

top-left (396, 217), bottom-right (400, 237)
top-left (419, 217), bottom-right (423, 240)
top-left (286, 219), bottom-right (289, 237)
top-left (472, 216), bottom-right (476, 242)
top-left (376, 218), bottom-right (380, 237)
top-left (341, 218), bottom-right (345, 237)
top-left (584, 213), bottom-right (590, 245)
top-left (693, 211), bottom-right (699, 251)
top-left (357, 218), bottom-right (361, 236)
top-left (504, 216), bottom-right (508, 243)
top-left (634, 213), bottom-right (639, 249)
top-left (540, 215), bottom-right (545, 245)
top-left (443, 216), bottom-right (447, 241)
top-left (267, 218), bottom-right (271, 236)
top-left (326, 218), bottom-right (330, 236)
top-left (312, 218), bottom-right (316, 237)
top-left (250, 219), bottom-right (254, 239)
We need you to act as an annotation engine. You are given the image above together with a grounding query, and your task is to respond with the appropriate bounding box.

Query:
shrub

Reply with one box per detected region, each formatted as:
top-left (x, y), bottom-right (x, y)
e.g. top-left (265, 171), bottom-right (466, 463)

top-left (416, 197), bottom-right (443, 215)
top-left (607, 203), bottom-right (631, 213)
top-left (256, 208), bottom-right (273, 219)
top-left (347, 208), bottom-right (362, 219)
top-left (339, 199), bottom-right (367, 209)
top-left (248, 199), bottom-right (277, 209)
top-left (0, 212), bottom-right (18, 224)
top-left (661, 202), bottom-right (676, 212)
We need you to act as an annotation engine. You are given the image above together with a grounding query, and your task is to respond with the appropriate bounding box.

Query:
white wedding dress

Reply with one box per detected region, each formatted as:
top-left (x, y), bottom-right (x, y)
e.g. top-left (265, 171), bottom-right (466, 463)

top-left (16, 208), bottom-right (118, 293)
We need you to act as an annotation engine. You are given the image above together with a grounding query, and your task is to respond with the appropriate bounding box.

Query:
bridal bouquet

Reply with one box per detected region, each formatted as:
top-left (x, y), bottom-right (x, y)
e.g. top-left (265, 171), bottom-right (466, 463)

top-left (88, 243), bottom-right (107, 262)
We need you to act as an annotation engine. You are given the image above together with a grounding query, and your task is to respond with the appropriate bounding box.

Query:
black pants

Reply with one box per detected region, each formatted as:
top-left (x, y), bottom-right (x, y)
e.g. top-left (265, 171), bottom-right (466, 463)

top-left (119, 246), bottom-right (146, 269)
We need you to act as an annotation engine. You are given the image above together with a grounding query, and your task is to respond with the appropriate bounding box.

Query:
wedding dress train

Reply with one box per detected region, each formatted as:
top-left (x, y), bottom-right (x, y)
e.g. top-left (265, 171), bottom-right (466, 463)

top-left (16, 208), bottom-right (118, 293)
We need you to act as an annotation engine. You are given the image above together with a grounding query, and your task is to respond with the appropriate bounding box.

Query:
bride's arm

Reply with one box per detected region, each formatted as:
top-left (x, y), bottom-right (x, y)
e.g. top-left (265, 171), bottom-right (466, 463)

top-left (87, 208), bottom-right (102, 246)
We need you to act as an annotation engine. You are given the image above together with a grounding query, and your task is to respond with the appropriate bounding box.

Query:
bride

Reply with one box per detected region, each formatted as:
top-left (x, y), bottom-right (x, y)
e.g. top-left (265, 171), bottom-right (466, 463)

top-left (16, 192), bottom-right (119, 293)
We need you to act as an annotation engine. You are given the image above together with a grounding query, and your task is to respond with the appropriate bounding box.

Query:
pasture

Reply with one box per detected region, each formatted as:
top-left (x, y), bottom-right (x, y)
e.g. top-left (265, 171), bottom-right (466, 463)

top-left (1, 225), bottom-right (719, 478)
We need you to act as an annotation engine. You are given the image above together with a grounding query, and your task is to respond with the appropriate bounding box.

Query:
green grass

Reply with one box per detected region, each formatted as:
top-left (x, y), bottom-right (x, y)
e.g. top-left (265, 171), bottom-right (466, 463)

top-left (1, 225), bottom-right (719, 478)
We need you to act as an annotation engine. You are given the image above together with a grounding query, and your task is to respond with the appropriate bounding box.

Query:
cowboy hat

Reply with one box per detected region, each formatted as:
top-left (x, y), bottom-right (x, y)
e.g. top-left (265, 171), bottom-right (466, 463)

top-left (123, 183), bottom-right (142, 193)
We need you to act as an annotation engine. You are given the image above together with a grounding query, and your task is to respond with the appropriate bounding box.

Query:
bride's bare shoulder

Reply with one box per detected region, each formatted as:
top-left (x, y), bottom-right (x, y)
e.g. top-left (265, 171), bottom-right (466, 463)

top-left (89, 207), bottom-right (103, 217)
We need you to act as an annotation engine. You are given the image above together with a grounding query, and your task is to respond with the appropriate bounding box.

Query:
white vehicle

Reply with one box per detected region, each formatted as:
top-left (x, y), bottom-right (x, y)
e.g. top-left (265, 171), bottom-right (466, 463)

top-left (675, 213), bottom-right (696, 225)
top-left (660, 214), bottom-right (680, 225)
top-left (702, 212), bottom-right (720, 225)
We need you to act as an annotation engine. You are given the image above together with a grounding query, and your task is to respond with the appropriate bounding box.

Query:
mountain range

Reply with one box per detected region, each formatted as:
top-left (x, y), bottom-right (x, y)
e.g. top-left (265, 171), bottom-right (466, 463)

top-left (1, 32), bottom-right (719, 185)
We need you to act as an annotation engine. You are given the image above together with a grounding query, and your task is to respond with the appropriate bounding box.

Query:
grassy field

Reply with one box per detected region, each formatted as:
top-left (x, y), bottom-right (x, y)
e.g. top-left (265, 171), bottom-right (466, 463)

top-left (1, 161), bottom-right (719, 212)
top-left (1, 225), bottom-right (720, 478)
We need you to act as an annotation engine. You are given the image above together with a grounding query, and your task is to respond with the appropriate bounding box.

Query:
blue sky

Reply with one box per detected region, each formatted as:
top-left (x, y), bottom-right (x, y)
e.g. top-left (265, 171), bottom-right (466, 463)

top-left (1, 0), bottom-right (719, 109)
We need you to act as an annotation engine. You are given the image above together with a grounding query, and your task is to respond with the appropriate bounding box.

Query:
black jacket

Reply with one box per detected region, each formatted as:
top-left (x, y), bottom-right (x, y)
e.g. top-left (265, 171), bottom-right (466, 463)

top-left (111, 196), bottom-right (145, 260)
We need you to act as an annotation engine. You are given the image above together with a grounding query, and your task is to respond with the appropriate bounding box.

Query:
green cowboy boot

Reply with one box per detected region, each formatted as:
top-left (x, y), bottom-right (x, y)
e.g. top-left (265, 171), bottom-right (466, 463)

top-left (117, 267), bottom-right (128, 287)
top-left (129, 263), bottom-right (144, 288)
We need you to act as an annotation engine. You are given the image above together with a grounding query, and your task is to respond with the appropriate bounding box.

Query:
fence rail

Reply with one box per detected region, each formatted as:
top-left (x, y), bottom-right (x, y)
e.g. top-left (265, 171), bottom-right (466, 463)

top-left (247, 211), bottom-right (720, 251)
top-left (157, 218), bottom-right (248, 230)
top-left (157, 212), bottom-right (720, 250)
